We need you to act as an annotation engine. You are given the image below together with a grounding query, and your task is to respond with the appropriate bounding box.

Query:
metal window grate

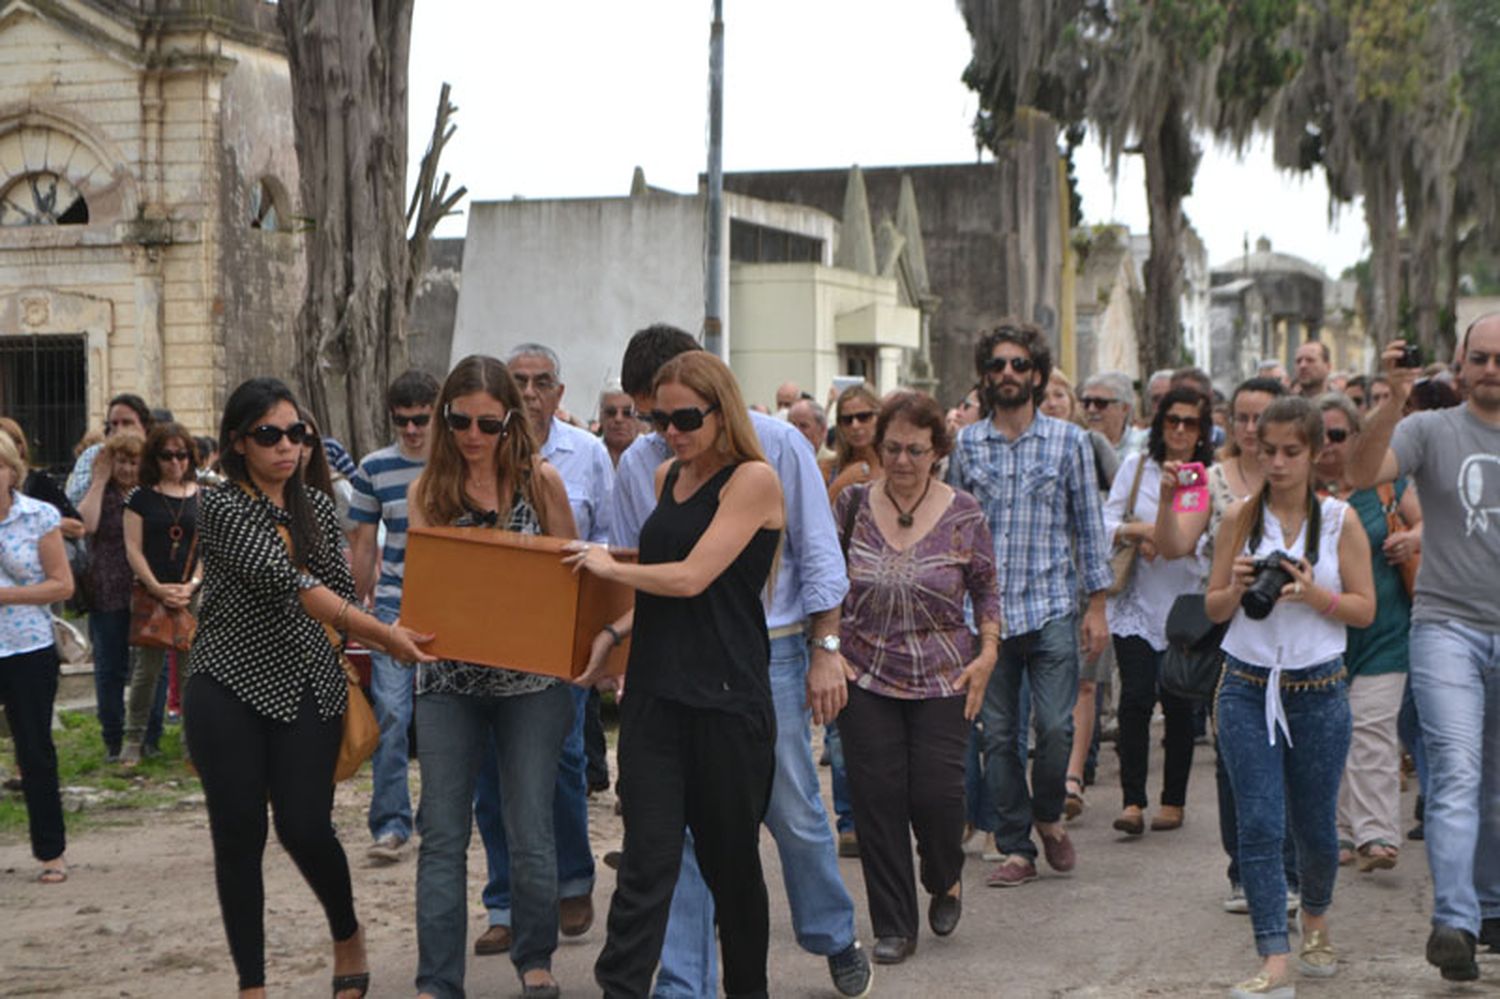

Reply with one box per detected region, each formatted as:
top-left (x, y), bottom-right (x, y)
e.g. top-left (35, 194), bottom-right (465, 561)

top-left (0, 334), bottom-right (88, 472)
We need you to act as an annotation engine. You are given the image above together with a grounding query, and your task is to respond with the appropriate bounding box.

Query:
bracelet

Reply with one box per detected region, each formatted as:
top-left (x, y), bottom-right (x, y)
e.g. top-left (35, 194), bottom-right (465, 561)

top-left (1322, 592), bottom-right (1341, 617)
top-left (603, 624), bottom-right (624, 647)
top-left (333, 598), bottom-right (351, 632)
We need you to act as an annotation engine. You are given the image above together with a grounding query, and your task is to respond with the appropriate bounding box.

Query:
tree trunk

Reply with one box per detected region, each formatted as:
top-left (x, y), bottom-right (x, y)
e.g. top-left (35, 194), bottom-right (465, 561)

top-left (1362, 152), bottom-right (1402, 349)
top-left (277, 0), bottom-right (415, 458)
top-left (1138, 99), bottom-right (1191, 379)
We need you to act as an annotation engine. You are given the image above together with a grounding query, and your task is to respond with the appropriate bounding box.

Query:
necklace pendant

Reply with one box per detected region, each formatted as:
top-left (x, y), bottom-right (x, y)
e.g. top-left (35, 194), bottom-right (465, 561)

top-left (897, 512), bottom-right (914, 528)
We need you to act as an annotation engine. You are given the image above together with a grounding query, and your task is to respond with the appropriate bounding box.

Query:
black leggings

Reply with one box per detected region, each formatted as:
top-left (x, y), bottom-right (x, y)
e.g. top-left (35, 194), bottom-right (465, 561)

top-left (184, 674), bottom-right (358, 990)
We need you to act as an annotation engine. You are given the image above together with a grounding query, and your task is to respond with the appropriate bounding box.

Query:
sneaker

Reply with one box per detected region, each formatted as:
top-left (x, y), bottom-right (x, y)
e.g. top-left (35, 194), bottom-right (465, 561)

top-left (838, 830), bottom-right (860, 858)
top-left (1427, 925), bottom-right (1479, 981)
top-left (985, 854), bottom-right (1038, 888)
top-left (1039, 827), bottom-right (1076, 873)
top-left (366, 832), bottom-right (409, 864)
top-left (1223, 884), bottom-right (1249, 914)
top-left (1286, 890), bottom-right (1301, 914)
top-left (981, 833), bottom-right (1003, 862)
top-left (827, 941), bottom-right (873, 998)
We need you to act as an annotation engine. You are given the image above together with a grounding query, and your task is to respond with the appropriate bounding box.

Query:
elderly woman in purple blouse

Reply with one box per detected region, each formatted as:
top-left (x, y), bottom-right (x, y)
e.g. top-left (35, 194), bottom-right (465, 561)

top-left (834, 391), bottom-right (1002, 966)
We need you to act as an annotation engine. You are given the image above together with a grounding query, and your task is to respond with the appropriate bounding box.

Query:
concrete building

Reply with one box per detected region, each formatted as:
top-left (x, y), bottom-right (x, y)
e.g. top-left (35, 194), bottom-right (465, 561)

top-left (0, 0), bottom-right (303, 467)
top-left (1071, 225), bottom-right (1142, 384)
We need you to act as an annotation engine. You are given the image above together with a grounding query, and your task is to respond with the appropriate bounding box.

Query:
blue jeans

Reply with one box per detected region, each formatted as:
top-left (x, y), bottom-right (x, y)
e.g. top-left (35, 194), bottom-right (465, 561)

top-left (964, 722), bottom-right (996, 832)
top-left (89, 608), bottom-right (132, 754)
top-left (1408, 620), bottom-right (1500, 935)
top-left (1398, 675), bottom-right (1429, 802)
top-left (413, 685), bottom-right (574, 996)
top-left (825, 723), bottom-right (854, 834)
top-left (1215, 735), bottom-right (1299, 892)
top-left (1216, 656), bottom-right (1350, 956)
top-left (978, 614), bottom-right (1079, 860)
top-left (367, 604), bottom-right (415, 842)
top-left (476, 685), bottom-right (596, 924)
top-left (653, 634), bottom-right (856, 998)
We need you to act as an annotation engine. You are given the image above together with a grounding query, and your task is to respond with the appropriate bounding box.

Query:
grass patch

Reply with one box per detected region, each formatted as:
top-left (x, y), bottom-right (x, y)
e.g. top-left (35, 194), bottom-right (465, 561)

top-left (0, 710), bottom-right (201, 840)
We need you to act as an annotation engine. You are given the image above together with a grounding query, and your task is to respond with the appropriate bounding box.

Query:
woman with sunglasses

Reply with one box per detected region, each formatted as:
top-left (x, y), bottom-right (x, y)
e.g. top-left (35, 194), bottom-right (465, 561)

top-left (822, 383), bottom-right (882, 502)
top-left (1313, 393), bottom-right (1421, 875)
top-left (567, 351), bottom-right (785, 998)
top-left (119, 423), bottom-right (201, 765)
top-left (405, 354), bottom-right (577, 999)
top-left (1103, 387), bottom-right (1214, 836)
top-left (186, 378), bottom-right (434, 999)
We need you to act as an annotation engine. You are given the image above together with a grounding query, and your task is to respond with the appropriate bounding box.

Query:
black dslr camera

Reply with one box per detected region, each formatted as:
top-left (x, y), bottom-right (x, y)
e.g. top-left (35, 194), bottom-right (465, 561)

top-left (1241, 550), bottom-right (1295, 620)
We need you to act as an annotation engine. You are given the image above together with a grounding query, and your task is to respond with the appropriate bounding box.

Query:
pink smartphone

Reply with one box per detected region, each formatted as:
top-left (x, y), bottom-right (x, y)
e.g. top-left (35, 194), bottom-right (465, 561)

top-left (1172, 462), bottom-right (1208, 514)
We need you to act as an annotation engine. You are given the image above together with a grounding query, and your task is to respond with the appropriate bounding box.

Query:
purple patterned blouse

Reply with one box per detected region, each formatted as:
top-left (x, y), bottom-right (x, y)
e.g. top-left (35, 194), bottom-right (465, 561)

top-left (835, 486), bottom-right (1002, 700)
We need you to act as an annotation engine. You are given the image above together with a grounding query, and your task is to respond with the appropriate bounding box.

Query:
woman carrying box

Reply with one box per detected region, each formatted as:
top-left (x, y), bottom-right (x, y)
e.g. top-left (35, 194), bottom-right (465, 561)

top-left (406, 354), bottom-right (578, 999)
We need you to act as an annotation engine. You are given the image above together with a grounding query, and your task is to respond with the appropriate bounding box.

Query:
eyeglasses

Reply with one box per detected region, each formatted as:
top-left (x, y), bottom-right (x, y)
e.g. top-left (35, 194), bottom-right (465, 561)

top-left (983, 356), bottom-right (1035, 374)
top-left (1079, 396), bottom-right (1120, 411)
top-left (511, 373), bottom-right (559, 392)
top-left (879, 441), bottom-right (934, 461)
top-left (838, 411), bottom-right (876, 427)
top-left (1163, 414), bottom-right (1201, 430)
top-left (247, 422), bottom-right (310, 447)
top-left (1325, 428), bottom-right (1350, 443)
top-left (444, 407), bottom-right (512, 436)
top-left (392, 413), bottom-right (431, 428)
top-left (602, 405), bottom-right (635, 419)
top-left (157, 450), bottom-right (192, 462)
top-left (650, 404), bottom-right (719, 433)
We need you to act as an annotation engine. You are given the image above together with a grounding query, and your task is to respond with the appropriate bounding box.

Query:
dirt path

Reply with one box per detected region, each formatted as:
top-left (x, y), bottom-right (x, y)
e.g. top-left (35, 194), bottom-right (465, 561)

top-left (0, 739), bottom-right (1474, 998)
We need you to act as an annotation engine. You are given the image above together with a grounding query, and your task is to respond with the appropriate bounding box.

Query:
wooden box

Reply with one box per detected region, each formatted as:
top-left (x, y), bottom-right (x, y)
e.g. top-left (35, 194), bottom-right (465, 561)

top-left (400, 527), bottom-right (633, 679)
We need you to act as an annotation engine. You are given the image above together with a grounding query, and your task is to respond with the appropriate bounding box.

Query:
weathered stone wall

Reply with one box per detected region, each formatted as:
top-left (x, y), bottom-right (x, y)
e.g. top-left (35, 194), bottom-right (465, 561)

top-left (407, 237), bottom-right (463, 381)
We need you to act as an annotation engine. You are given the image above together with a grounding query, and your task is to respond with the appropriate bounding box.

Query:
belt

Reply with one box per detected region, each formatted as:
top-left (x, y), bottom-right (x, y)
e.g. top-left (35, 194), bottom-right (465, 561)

top-left (767, 622), bottom-right (807, 640)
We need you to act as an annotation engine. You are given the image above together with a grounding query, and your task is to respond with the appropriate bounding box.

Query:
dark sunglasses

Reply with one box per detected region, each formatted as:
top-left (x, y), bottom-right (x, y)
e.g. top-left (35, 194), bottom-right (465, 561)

top-left (983, 356), bottom-right (1035, 374)
top-left (1079, 396), bottom-right (1119, 411)
top-left (1325, 428), bottom-right (1350, 443)
top-left (650, 404), bottom-right (719, 433)
top-left (837, 411), bottom-right (876, 427)
top-left (246, 422), bottom-right (310, 447)
top-left (1163, 414), bottom-right (1201, 430)
top-left (602, 405), bottom-right (635, 419)
top-left (444, 407), bottom-right (512, 436)
top-left (157, 449), bottom-right (192, 462)
top-left (392, 412), bottom-right (431, 428)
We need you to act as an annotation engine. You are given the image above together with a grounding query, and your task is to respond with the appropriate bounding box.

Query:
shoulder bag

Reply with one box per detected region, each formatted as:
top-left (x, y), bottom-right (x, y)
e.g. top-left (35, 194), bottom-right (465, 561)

top-left (128, 530), bottom-right (199, 652)
top-left (1105, 457), bottom-right (1149, 597)
top-left (1159, 593), bottom-right (1230, 702)
top-left (1377, 482), bottom-right (1419, 598)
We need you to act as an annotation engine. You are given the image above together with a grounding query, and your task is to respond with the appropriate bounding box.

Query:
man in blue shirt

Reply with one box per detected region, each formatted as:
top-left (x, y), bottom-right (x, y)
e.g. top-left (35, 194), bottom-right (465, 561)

top-left (348, 369), bottom-right (440, 864)
top-left (471, 343), bottom-right (614, 954)
top-left (603, 325), bottom-right (872, 998)
top-left (948, 320), bottom-right (1112, 888)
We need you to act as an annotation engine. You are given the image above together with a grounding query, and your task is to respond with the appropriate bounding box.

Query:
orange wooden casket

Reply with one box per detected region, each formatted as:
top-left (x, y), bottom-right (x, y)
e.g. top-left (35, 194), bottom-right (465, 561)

top-left (399, 527), bottom-right (633, 679)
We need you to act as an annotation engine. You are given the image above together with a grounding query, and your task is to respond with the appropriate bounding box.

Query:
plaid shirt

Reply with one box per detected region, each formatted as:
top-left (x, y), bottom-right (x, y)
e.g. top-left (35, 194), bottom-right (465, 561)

top-left (948, 413), bottom-right (1112, 637)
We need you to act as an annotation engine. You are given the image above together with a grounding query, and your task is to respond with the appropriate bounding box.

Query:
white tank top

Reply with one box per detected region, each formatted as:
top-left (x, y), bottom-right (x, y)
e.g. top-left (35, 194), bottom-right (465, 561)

top-left (1221, 496), bottom-right (1348, 745)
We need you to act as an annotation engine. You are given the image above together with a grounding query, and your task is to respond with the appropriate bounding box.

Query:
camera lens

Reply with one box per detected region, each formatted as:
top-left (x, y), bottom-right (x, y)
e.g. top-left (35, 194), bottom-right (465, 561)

top-left (1241, 553), bottom-right (1294, 620)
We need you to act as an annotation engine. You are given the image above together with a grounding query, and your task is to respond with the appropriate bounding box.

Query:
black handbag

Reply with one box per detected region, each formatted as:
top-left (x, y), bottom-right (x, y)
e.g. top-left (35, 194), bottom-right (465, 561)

top-left (1160, 594), bottom-right (1229, 702)
top-left (64, 536), bottom-right (93, 615)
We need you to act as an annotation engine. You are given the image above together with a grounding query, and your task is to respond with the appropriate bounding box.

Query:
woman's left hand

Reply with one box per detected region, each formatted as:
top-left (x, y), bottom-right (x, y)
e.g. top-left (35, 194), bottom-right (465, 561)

top-left (562, 541), bottom-right (617, 579)
top-left (954, 654), bottom-right (996, 721)
top-left (574, 628), bottom-right (623, 694)
top-left (1383, 529), bottom-right (1420, 565)
top-left (1277, 557), bottom-right (1320, 606)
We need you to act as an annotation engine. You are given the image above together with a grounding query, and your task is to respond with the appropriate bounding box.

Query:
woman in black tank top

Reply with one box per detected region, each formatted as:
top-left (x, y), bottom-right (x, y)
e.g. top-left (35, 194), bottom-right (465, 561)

top-left (565, 352), bottom-right (786, 999)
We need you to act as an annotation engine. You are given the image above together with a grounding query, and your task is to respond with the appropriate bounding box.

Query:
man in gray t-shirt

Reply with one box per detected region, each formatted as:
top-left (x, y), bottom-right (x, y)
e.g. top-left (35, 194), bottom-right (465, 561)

top-left (1349, 315), bottom-right (1500, 983)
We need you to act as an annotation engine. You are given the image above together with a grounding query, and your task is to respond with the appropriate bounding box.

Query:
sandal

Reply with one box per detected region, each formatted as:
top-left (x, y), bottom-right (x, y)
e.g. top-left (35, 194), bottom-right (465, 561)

top-left (1064, 774), bottom-right (1086, 820)
top-left (331, 972), bottom-right (369, 998)
top-left (37, 864), bottom-right (67, 884)
top-left (1338, 838), bottom-right (1356, 866)
top-left (1356, 839), bottom-right (1398, 872)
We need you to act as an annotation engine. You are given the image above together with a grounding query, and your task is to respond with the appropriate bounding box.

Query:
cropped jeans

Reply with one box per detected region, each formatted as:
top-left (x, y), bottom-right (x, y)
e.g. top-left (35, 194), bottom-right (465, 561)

top-left (1216, 655), bottom-right (1350, 956)
top-left (1408, 620), bottom-right (1500, 936)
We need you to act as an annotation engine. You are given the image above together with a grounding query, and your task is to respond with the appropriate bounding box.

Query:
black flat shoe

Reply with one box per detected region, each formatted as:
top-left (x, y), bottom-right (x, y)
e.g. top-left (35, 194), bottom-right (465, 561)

top-left (872, 936), bottom-right (916, 964)
top-left (1427, 926), bottom-right (1479, 982)
top-left (331, 972), bottom-right (369, 998)
top-left (928, 890), bottom-right (961, 937)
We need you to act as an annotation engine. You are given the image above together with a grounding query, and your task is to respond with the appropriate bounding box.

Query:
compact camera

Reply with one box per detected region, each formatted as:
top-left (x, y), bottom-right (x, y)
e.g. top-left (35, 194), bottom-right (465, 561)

top-left (1172, 462), bottom-right (1208, 514)
top-left (1397, 343), bottom-right (1423, 369)
top-left (1241, 550), bottom-right (1296, 620)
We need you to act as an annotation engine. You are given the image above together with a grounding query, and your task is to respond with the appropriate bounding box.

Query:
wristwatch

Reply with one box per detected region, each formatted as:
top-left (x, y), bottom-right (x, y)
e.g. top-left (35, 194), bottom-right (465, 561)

top-left (811, 634), bottom-right (841, 654)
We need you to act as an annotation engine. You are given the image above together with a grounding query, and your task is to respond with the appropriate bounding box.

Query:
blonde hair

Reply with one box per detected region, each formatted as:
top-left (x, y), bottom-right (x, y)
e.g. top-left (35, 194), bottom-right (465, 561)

top-left (103, 432), bottom-right (143, 464)
top-left (0, 417), bottom-right (27, 465)
top-left (653, 352), bottom-right (768, 466)
top-left (1046, 370), bottom-right (1083, 426)
top-left (832, 383), bottom-right (880, 471)
top-left (0, 431), bottom-right (25, 484)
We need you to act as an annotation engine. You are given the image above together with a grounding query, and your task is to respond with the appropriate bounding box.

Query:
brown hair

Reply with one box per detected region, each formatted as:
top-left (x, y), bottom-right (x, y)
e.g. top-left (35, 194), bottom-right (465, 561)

top-left (413, 355), bottom-right (548, 532)
top-left (832, 383), bottom-right (880, 471)
top-left (652, 352), bottom-right (767, 466)
top-left (138, 422), bottom-right (200, 487)
top-left (1229, 396), bottom-right (1323, 559)
top-left (875, 391), bottom-right (951, 465)
top-left (295, 407), bottom-right (334, 500)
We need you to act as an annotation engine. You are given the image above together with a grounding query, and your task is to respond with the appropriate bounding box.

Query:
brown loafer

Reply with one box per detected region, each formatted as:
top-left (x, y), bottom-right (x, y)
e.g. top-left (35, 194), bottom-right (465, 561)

top-left (1039, 828), bottom-right (1076, 872)
top-left (559, 893), bottom-right (594, 936)
top-left (1150, 806), bottom-right (1184, 831)
top-left (1112, 808), bottom-right (1145, 836)
top-left (473, 924), bottom-right (511, 955)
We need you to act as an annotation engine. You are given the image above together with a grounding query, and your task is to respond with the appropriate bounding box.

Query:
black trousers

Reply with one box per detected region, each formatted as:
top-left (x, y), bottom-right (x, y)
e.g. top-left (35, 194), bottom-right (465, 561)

top-left (585, 688), bottom-right (610, 790)
top-left (184, 674), bottom-right (358, 990)
top-left (0, 645), bottom-right (65, 862)
top-left (1114, 635), bottom-right (1196, 809)
top-left (840, 683), bottom-right (967, 940)
top-left (596, 693), bottom-right (775, 999)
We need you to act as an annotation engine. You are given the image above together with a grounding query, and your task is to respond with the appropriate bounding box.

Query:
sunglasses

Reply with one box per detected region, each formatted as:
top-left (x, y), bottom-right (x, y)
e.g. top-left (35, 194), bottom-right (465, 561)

top-left (1163, 414), bottom-right (1201, 430)
top-left (246, 422), bottom-right (310, 447)
top-left (838, 411), bottom-right (876, 427)
top-left (1325, 428), bottom-right (1350, 443)
top-left (392, 413), bottom-right (431, 428)
top-left (650, 404), bottom-right (719, 433)
top-left (157, 450), bottom-right (192, 462)
top-left (983, 356), bottom-right (1036, 374)
top-left (444, 407), bottom-right (512, 436)
top-left (602, 405), bottom-right (635, 419)
top-left (879, 442), bottom-right (934, 460)
top-left (1079, 396), bottom-right (1120, 411)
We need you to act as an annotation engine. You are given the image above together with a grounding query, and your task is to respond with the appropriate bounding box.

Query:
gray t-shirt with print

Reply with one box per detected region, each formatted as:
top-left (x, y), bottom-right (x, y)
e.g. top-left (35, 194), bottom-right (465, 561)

top-left (1391, 405), bottom-right (1500, 629)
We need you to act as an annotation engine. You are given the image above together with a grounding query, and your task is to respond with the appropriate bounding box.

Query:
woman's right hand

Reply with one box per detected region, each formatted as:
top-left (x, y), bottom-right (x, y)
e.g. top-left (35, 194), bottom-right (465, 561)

top-left (1229, 555), bottom-right (1258, 597)
top-left (1158, 460), bottom-right (1182, 505)
top-left (384, 622), bottom-right (437, 664)
top-left (91, 447), bottom-right (114, 481)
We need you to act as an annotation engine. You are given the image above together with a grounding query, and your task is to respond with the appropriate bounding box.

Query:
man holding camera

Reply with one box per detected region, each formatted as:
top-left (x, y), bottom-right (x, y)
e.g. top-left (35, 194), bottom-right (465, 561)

top-left (1348, 315), bottom-right (1500, 983)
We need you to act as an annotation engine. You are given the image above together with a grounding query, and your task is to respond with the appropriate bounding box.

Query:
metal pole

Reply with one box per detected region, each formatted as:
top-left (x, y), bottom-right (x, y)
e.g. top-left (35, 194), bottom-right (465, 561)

top-left (703, 0), bottom-right (725, 357)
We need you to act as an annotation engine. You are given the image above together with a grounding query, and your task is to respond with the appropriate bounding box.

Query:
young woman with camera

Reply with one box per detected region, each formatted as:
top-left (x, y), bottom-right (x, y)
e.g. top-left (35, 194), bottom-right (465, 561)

top-left (1202, 396), bottom-right (1376, 998)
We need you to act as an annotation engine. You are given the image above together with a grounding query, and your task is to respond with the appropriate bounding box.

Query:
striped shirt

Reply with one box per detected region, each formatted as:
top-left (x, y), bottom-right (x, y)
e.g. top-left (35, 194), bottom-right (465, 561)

top-left (347, 443), bottom-right (426, 612)
top-left (948, 413), bottom-right (1112, 637)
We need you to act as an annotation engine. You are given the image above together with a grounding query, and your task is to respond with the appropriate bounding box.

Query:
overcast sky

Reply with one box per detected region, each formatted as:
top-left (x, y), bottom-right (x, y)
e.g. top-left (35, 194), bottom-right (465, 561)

top-left (407, 0), bottom-right (1367, 277)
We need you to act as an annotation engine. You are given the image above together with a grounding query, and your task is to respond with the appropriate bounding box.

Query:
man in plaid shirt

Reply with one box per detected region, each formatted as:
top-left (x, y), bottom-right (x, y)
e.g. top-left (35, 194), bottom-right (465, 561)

top-left (948, 320), bottom-right (1113, 887)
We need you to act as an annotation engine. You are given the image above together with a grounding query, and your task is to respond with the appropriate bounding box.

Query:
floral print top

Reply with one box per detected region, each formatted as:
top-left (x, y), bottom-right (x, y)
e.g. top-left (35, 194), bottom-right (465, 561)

top-left (0, 491), bottom-right (63, 657)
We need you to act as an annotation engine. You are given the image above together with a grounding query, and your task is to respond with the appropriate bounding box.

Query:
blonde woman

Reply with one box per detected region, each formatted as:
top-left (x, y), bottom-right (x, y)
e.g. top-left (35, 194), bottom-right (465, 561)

top-left (822, 383), bottom-right (882, 502)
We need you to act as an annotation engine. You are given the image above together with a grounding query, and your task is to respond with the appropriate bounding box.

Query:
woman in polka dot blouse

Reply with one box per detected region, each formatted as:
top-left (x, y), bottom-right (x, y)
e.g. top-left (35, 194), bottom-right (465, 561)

top-left (184, 377), bottom-right (435, 999)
